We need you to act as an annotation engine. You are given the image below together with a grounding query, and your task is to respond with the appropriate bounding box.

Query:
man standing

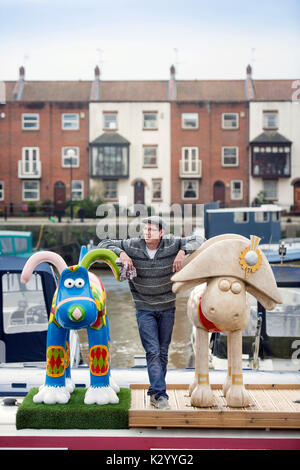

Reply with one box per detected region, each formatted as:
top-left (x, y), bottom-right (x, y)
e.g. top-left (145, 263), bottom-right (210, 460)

top-left (99, 216), bottom-right (203, 409)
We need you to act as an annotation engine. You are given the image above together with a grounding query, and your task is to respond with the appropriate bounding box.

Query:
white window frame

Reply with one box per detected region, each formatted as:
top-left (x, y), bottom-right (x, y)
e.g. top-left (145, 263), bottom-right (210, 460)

top-left (152, 179), bottom-right (162, 201)
top-left (181, 180), bottom-right (199, 200)
top-left (143, 146), bottom-right (158, 167)
top-left (104, 180), bottom-right (118, 200)
top-left (62, 113), bottom-right (79, 130)
top-left (103, 112), bottom-right (118, 130)
top-left (181, 147), bottom-right (199, 173)
top-left (143, 112), bottom-right (158, 129)
top-left (71, 180), bottom-right (84, 201)
top-left (22, 113), bottom-right (39, 130)
top-left (0, 181), bottom-right (4, 201)
top-left (22, 181), bottom-right (40, 201)
top-left (181, 113), bottom-right (198, 129)
top-left (263, 111), bottom-right (278, 129)
top-left (222, 147), bottom-right (239, 167)
top-left (222, 113), bottom-right (239, 129)
top-left (22, 147), bottom-right (40, 174)
top-left (263, 180), bottom-right (278, 200)
top-left (230, 180), bottom-right (243, 200)
top-left (62, 147), bottom-right (80, 168)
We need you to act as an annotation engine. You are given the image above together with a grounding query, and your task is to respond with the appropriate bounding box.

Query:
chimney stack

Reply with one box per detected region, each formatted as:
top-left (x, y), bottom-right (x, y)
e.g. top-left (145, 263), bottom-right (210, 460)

top-left (168, 64), bottom-right (177, 101)
top-left (90, 65), bottom-right (101, 100)
top-left (94, 65), bottom-right (100, 79)
top-left (19, 66), bottom-right (25, 80)
top-left (245, 64), bottom-right (255, 101)
top-left (12, 65), bottom-right (25, 101)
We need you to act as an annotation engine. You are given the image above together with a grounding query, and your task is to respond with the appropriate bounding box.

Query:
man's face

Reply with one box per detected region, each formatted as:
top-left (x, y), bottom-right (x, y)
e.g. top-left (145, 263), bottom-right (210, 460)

top-left (143, 223), bottom-right (163, 241)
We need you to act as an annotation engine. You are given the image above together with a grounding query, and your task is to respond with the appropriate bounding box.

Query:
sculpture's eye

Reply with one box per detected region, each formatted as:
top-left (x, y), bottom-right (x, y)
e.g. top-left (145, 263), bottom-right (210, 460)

top-left (218, 279), bottom-right (231, 291)
top-left (231, 281), bottom-right (242, 294)
top-left (75, 278), bottom-right (85, 288)
top-left (64, 278), bottom-right (75, 288)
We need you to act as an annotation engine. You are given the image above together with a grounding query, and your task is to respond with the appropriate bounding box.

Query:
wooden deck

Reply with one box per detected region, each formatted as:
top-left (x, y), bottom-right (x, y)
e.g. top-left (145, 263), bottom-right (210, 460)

top-left (129, 384), bottom-right (300, 429)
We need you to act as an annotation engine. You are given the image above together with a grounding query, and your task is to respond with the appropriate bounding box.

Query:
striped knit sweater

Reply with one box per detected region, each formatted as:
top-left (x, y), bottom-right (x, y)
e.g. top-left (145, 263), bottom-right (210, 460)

top-left (98, 235), bottom-right (203, 311)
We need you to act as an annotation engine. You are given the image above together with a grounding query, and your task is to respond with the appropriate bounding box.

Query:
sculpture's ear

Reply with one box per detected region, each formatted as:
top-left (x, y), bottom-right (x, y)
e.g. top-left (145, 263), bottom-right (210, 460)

top-left (80, 249), bottom-right (121, 281)
top-left (246, 284), bottom-right (277, 311)
top-left (21, 251), bottom-right (68, 283)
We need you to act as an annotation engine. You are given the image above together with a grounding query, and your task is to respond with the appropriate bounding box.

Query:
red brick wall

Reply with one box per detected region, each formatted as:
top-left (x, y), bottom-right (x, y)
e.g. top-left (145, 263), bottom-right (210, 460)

top-left (0, 101), bottom-right (89, 210)
top-left (0, 104), bottom-right (11, 208)
top-left (171, 102), bottom-right (249, 207)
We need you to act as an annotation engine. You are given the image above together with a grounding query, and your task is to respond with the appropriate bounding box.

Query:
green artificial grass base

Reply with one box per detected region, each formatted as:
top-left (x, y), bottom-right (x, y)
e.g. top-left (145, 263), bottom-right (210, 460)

top-left (16, 387), bottom-right (131, 430)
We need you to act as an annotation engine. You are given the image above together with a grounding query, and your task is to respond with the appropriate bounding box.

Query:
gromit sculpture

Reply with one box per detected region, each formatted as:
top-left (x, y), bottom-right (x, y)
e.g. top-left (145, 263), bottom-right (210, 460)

top-left (21, 247), bottom-right (121, 405)
top-left (171, 234), bottom-right (282, 408)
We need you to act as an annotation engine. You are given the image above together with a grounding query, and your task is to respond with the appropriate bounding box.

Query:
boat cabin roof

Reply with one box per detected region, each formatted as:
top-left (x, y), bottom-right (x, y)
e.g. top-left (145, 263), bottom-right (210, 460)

top-left (0, 231), bottom-right (32, 238)
top-left (206, 205), bottom-right (282, 214)
top-left (0, 255), bottom-right (53, 275)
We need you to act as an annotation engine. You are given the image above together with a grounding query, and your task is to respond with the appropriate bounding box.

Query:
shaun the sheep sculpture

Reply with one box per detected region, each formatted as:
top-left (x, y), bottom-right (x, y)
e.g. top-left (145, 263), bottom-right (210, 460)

top-left (171, 234), bottom-right (283, 408)
top-left (21, 247), bottom-right (121, 405)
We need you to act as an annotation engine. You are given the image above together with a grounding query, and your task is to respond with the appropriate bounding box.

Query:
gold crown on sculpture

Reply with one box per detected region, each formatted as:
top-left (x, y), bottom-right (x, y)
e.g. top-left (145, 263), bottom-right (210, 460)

top-left (239, 235), bottom-right (263, 279)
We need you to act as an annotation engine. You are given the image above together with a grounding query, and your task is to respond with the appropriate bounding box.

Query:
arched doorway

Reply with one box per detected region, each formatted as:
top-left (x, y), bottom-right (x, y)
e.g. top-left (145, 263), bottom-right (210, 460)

top-left (213, 181), bottom-right (225, 207)
top-left (134, 181), bottom-right (145, 205)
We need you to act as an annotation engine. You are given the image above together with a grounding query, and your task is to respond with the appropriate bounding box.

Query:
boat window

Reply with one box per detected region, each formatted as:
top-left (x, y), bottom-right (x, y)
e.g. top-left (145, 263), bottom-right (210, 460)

top-left (245, 289), bottom-right (300, 338)
top-left (244, 295), bottom-right (259, 336)
top-left (234, 212), bottom-right (249, 223)
top-left (0, 238), bottom-right (13, 254)
top-left (14, 237), bottom-right (28, 253)
top-left (255, 211), bottom-right (269, 223)
top-left (2, 273), bottom-right (48, 334)
top-left (266, 287), bottom-right (300, 337)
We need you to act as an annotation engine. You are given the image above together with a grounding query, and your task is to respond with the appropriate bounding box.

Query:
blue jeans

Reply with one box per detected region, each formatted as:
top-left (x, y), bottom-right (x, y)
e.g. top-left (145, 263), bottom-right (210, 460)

top-left (136, 308), bottom-right (175, 399)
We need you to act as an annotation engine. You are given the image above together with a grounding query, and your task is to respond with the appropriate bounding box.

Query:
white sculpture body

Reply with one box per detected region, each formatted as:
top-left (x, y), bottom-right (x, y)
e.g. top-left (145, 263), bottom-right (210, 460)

top-left (172, 234), bottom-right (282, 408)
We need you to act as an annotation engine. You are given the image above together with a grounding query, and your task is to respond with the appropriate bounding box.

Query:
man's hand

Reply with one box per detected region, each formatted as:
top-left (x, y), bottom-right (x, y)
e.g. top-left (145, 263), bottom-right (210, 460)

top-left (120, 251), bottom-right (134, 270)
top-left (172, 249), bottom-right (185, 272)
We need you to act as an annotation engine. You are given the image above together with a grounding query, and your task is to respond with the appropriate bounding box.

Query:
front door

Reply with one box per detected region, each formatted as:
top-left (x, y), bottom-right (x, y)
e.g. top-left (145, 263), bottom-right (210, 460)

top-left (54, 181), bottom-right (66, 214)
top-left (134, 181), bottom-right (145, 205)
top-left (294, 182), bottom-right (300, 213)
top-left (213, 181), bottom-right (225, 207)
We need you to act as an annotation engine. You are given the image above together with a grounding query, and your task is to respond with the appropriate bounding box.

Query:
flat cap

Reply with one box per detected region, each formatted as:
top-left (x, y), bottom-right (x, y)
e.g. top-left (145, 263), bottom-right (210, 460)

top-left (142, 216), bottom-right (166, 230)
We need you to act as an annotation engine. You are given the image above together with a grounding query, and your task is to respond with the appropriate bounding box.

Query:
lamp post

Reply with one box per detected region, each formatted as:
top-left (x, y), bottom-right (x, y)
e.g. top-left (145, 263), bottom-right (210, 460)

top-left (67, 148), bottom-right (75, 220)
top-left (279, 241), bottom-right (286, 264)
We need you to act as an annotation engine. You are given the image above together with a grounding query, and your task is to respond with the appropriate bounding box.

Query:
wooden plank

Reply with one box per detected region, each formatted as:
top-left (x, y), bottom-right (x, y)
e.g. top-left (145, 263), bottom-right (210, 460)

top-left (213, 388), bottom-right (228, 410)
top-left (167, 390), bottom-right (178, 410)
top-left (129, 410), bottom-right (300, 429)
top-left (270, 389), bottom-right (296, 412)
top-left (129, 384), bottom-right (300, 429)
top-left (130, 383), bottom-right (300, 391)
top-left (282, 390), bottom-right (300, 411)
top-left (175, 389), bottom-right (190, 410)
top-left (251, 390), bottom-right (277, 412)
top-left (130, 387), bottom-right (144, 410)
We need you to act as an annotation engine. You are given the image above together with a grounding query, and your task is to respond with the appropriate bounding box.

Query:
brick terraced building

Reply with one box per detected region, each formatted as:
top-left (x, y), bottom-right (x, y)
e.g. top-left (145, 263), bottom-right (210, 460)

top-left (0, 65), bottom-right (298, 214)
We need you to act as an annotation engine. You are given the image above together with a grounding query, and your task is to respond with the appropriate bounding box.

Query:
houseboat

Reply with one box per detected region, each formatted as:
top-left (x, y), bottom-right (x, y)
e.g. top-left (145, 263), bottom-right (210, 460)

top-left (0, 231), bottom-right (35, 258)
top-left (204, 205), bottom-right (300, 263)
top-left (0, 252), bottom-right (299, 451)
